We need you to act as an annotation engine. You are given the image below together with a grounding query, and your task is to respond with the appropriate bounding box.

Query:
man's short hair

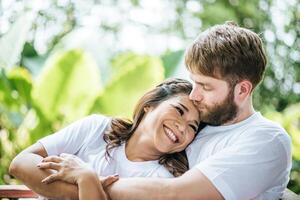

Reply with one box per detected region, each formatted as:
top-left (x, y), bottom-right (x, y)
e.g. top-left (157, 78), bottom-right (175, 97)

top-left (185, 21), bottom-right (267, 89)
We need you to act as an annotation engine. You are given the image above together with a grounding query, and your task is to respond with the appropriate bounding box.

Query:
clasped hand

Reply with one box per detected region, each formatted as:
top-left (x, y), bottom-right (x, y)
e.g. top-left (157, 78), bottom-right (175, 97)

top-left (37, 153), bottom-right (118, 189)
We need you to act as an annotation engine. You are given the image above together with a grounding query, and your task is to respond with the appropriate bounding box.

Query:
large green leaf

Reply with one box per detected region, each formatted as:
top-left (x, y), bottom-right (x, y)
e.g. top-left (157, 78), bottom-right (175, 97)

top-left (90, 53), bottom-right (165, 118)
top-left (7, 67), bottom-right (33, 107)
top-left (0, 12), bottom-right (34, 69)
top-left (161, 50), bottom-right (184, 77)
top-left (0, 69), bottom-right (14, 108)
top-left (0, 67), bottom-right (32, 111)
top-left (31, 49), bottom-right (102, 123)
top-left (282, 103), bottom-right (300, 160)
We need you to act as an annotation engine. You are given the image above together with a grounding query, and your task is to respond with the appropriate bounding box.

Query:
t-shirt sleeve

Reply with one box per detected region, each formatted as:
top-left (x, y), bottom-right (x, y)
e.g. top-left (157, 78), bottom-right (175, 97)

top-left (194, 129), bottom-right (292, 200)
top-left (38, 114), bottom-right (109, 156)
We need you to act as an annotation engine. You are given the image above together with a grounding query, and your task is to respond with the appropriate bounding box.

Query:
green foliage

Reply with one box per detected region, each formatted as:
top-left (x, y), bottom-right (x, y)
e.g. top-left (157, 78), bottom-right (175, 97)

top-left (90, 53), bottom-right (164, 118)
top-left (32, 49), bottom-right (102, 123)
top-left (290, 159), bottom-right (300, 194)
top-left (199, 2), bottom-right (239, 26)
top-left (161, 50), bottom-right (184, 77)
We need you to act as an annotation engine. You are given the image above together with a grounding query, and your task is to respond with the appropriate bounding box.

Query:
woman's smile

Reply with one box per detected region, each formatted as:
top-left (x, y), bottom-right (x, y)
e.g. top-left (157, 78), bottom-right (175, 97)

top-left (163, 125), bottom-right (179, 143)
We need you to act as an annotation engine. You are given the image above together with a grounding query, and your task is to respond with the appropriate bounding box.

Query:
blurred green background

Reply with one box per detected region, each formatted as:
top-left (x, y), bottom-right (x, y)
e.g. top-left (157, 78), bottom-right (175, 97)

top-left (0, 0), bottom-right (299, 194)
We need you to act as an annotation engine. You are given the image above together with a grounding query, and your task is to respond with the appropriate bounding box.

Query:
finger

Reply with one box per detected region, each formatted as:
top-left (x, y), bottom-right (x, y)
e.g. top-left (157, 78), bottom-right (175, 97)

top-left (42, 156), bottom-right (63, 163)
top-left (41, 173), bottom-right (61, 184)
top-left (37, 162), bottom-right (61, 170)
top-left (101, 175), bottom-right (119, 188)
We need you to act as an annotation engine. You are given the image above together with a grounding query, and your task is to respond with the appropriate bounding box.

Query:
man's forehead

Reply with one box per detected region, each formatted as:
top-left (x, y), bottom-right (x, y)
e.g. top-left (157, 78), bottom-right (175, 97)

top-left (189, 72), bottom-right (229, 87)
top-left (189, 72), bottom-right (215, 83)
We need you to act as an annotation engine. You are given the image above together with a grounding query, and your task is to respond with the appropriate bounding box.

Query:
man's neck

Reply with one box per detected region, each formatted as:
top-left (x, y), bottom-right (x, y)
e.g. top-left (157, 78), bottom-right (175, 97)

top-left (223, 104), bottom-right (255, 126)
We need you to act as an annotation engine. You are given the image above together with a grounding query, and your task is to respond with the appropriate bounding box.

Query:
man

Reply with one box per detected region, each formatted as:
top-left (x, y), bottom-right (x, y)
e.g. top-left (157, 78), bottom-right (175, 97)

top-left (10, 22), bottom-right (291, 200)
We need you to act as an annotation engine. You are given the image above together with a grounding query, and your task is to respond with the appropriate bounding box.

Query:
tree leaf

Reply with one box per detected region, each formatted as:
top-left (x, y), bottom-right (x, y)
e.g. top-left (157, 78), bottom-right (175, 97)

top-left (31, 49), bottom-right (102, 123)
top-left (161, 50), bottom-right (184, 77)
top-left (90, 53), bottom-right (165, 118)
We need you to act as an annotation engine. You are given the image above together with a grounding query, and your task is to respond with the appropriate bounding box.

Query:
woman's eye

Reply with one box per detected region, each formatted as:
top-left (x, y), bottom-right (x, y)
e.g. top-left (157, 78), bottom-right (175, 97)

top-left (175, 106), bottom-right (184, 116)
top-left (189, 124), bottom-right (197, 133)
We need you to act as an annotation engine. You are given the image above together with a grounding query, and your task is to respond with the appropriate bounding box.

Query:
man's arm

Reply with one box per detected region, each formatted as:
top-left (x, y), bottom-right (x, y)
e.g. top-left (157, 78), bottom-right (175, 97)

top-left (9, 142), bottom-right (78, 200)
top-left (107, 168), bottom-right (224, 200)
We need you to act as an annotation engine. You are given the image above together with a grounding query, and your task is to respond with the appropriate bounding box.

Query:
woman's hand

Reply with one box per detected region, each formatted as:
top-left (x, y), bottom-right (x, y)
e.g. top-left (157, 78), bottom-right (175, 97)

top-left (37, 153), bottom-right (118, 187)
top-left (38, 154), bottom-right (118, 200)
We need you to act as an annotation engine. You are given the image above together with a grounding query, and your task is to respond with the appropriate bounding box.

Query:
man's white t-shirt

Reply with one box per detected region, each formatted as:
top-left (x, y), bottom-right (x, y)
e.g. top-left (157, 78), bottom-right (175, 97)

top-left (38, 114), bottom-right (173, 178)
top-left (186, 112), bottom-right (292, 200)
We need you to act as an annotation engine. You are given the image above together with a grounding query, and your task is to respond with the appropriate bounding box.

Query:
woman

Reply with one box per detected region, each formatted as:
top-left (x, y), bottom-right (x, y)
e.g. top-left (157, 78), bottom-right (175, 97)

top-left (15, 78), bottom-right (202, 200)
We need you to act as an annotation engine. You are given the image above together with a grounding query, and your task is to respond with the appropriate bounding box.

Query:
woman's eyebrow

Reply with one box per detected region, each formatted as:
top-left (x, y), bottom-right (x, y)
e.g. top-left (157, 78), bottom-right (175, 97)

top-left (178, 103), bottom-right (189, 112)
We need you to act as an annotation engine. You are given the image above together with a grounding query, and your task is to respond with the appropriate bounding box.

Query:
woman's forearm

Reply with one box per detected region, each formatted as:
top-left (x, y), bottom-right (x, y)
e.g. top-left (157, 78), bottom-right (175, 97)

top-left (9, 152), bottom-right (79, 200)
top-left (77, 172), bottom-right (108, 200)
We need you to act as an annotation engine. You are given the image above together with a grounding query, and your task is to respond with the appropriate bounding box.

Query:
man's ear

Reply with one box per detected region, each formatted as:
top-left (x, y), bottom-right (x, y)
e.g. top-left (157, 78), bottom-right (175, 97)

top-left (234, 80), bottom-right (252, 102)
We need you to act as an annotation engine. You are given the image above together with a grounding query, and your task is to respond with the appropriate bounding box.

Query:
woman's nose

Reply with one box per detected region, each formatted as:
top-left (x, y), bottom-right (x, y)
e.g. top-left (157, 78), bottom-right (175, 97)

top-left (175, 121), bottom-right (186, 134)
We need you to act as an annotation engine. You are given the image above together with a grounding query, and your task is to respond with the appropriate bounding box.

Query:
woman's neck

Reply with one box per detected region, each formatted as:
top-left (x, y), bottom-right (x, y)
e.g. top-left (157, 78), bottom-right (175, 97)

top-left (125, 126), bottom-right (162, 162)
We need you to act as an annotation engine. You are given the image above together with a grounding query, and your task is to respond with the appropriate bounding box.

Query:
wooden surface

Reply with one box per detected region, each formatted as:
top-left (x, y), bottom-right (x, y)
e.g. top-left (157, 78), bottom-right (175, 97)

top-left (0, 185), bottom-right (299, 199)
top-left (0, 185), bottom-right (37, 198)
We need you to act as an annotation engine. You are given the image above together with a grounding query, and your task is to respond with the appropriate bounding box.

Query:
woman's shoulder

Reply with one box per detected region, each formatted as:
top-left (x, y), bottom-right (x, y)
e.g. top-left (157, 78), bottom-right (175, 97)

top-left (81, 114), bottom-right (111, 128)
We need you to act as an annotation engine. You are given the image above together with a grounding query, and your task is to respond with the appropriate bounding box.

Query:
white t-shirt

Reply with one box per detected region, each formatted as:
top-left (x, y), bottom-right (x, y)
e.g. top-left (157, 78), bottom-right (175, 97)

top-left (38, 114), bottom-right (173, 178)
top-left (186, 112), bottom-right (292, 200)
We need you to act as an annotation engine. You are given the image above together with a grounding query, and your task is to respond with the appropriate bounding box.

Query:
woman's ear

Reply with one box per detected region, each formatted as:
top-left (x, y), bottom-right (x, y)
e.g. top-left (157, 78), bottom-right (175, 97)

top-left (144, 106), bottom-right (150, 113)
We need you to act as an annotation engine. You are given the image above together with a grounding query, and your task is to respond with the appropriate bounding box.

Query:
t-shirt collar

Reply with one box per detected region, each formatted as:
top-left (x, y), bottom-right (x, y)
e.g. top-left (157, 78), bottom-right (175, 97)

top-left (199, 112), bottom-right (261, 135)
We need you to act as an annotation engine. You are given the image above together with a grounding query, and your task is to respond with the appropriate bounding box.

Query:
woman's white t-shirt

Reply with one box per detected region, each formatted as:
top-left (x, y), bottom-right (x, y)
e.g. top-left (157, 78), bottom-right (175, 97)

top-left (38, 114), bottom-right (173, 178)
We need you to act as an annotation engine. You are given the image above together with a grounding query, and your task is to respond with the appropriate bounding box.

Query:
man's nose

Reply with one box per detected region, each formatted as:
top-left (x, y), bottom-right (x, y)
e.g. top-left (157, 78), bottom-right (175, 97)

top-left (189, 86), bottom-right (203, 102)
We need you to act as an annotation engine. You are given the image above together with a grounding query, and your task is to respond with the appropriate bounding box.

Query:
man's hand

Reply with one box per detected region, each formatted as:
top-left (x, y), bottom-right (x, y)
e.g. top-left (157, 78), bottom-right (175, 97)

top-left (100, 175), bottom-right (120, 190)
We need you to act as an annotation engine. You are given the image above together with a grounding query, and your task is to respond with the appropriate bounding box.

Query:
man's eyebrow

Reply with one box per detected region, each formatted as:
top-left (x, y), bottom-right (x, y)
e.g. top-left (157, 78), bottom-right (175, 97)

top-left (195, 80), bottom-right (209, 85)
top-left (196, 81), bottom-right (204, 85)
top-left (196, 81), bottom-right (213, 88)
top-left (179, 103), bottom-right (189, 112)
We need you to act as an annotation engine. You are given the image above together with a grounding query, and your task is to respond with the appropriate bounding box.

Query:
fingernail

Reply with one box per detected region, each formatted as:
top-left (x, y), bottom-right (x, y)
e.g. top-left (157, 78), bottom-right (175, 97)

top-left (37, 164), bottom-right (41, 167)
top-left (113, 174), bottom-right (119, 177)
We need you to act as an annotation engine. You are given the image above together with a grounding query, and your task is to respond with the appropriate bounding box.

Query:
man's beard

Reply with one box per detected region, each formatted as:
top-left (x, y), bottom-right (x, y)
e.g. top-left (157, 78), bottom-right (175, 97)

top-left (196, 88), bottom-right (238, 126)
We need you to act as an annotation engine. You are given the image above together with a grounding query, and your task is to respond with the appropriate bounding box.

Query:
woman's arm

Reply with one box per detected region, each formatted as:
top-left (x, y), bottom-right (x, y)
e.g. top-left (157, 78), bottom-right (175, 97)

top-left (9, 142), bottom-right (79, 200)
top-left (37, 154), bottom-right (118, 200)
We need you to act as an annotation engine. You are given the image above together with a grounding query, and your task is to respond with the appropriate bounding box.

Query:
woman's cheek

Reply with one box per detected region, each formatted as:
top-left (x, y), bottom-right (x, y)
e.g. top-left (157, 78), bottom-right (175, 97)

top-left (188, 133), bottom-right (196, 143)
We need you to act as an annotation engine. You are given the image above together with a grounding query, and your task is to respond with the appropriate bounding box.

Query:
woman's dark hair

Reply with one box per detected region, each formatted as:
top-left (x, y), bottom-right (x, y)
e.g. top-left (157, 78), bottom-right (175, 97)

top-left (103, 78), bottom-right (204, 177)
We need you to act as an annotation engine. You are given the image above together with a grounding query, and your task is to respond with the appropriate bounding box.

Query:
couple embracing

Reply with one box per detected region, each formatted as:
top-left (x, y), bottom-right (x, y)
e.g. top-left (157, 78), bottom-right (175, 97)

top-left (10, 22), bottom-right (291, 200)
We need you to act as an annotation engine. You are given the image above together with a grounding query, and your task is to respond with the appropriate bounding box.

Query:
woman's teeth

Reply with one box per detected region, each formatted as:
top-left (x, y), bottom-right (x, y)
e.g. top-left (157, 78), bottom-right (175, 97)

top-left (164, 127), bottom-right (178, 143)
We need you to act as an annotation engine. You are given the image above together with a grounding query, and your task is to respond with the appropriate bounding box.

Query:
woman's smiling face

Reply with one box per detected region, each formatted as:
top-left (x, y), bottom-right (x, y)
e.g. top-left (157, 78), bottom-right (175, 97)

top-left (141, 94), bottom-right (200, 154)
